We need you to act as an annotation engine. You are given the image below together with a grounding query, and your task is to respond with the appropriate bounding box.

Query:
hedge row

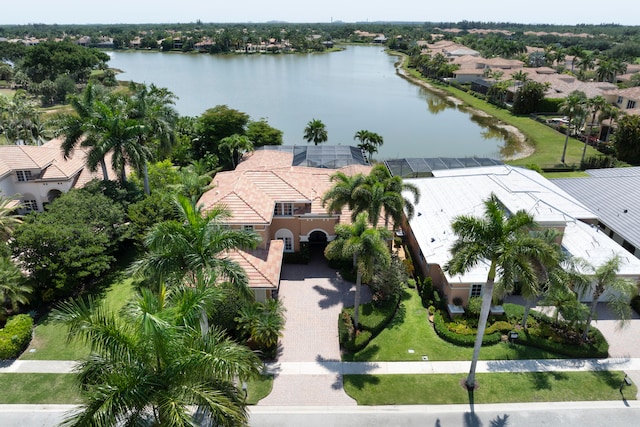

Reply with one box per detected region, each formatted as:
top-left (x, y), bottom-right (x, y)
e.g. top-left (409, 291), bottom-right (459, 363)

top-left (514, 328), bottom-right (608, 358)
top-left (0, 314), bottom-right (34, 359)
top-left (339, 295), bottom-right (399, 353)
top-left (432, 312), bottom-right (502, 347)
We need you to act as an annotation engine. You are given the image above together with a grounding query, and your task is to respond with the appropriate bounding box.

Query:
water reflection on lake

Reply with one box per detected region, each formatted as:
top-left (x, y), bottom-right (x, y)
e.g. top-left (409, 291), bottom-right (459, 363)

top-left (108, 46), bottom-right (514, 160)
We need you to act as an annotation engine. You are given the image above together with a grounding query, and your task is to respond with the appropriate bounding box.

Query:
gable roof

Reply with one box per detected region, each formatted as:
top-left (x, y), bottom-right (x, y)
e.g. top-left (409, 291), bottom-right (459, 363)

top-left (226, 240), bottom-right (284, 289)
top-left (198, 149), bottom-right (372, 224)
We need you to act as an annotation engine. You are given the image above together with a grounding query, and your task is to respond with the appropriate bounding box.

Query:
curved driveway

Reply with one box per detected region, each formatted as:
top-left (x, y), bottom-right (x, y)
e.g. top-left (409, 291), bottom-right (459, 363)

top-left (259, 252), bottom-right (370, 406)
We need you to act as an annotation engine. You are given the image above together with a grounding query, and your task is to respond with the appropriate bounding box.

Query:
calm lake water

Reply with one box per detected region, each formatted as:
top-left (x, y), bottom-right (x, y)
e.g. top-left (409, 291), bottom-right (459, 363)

top-left (108, 46), bottom-right (512, 160)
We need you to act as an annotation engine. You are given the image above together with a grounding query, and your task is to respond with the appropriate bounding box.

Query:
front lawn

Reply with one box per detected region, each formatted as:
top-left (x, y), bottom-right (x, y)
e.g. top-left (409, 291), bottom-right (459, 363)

top-left (344, 371), bottom-right (635, 405)
top-left (343, 289), bottom-right (565, 362)
top-left (20, 278), bottom-right (135, 360)
top-left (0, 374), bottom-right (81, 403)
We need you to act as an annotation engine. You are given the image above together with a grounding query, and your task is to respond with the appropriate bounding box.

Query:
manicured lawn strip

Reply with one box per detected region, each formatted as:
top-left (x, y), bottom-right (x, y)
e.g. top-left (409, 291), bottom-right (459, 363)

top-left (401, 61), bottom-right (601, 169)
top-left (543, 171), bottom-right (590, 178)
top-left (343, 290), bottom-right (565, 362)
top-left (344, 371), bottom-right (636, 405)
top-left (0, 374), bottom-right (81, 404)
top-left (246, 375), bottom-right (274, 405)
top-left (20, 278), bottom-right (135, 360)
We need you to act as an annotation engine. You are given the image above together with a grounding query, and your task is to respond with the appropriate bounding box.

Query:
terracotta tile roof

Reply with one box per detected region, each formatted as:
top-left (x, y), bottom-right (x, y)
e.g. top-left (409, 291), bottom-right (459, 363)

top-left (0, 137), bottom-right (118, 183)
top-left (606, 86), bottom-right (640, 101)
top-left (226, 240), bottom-right (284, 289)
top-left (198, 150), bottom-right (373, 226)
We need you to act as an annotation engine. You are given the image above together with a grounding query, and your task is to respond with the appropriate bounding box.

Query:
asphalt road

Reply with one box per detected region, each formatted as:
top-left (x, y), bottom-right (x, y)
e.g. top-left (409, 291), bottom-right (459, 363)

top-left (2, 401), bottom-right (639, 427)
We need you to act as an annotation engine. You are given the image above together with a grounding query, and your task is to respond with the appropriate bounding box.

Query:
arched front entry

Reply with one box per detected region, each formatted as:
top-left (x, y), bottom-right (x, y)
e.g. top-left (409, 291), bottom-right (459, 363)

top-left (47, 189), bottom-right (63, 203)
top-left (308, 229), bottom-right (328, 245)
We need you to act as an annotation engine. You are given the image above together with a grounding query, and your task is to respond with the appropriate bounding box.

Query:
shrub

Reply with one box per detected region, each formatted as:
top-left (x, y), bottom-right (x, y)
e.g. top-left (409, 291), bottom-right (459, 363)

top-left (339, 294), bottom-right (399, 353)
top-left (433, 312), bottom-right (501, 347)
top-left (466, 297), bottom-right (483, 317)
top-left (452, 296), bottom-right (463, 307)
top-left (515, 328), bottom-right (608, 358)
top-left (0, 314), bottom-right (33, 359)
top-left (485, 321), bottom-right (513, 334)
top-left (407, 278), bottom-right (416, 289)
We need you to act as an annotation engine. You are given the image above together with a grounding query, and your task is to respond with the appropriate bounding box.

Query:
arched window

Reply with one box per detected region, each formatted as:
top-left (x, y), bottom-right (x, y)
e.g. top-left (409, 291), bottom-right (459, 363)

top-left (275, 228), bottom-right (294, 253)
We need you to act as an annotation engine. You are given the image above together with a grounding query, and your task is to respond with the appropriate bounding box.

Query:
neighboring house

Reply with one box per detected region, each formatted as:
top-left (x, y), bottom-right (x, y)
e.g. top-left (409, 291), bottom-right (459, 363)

top-left (402, 165), bottom-right (640, 306)
top-left (552, 167), bottom-right (640, 259)
top-left (197, 148), bottom-right (372, 301)
top-left (604, 86), bottom-right (640, 112)
top-left (0, 138), bottom-right (118, 214)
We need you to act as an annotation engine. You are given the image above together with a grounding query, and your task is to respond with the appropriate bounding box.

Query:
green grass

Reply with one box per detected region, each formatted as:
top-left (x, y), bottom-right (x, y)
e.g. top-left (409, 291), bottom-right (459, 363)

top-left (400, 58), bottom-right (601, 169)
top-left (20, 278), bottom-right (135, 360)
top-left (0, 374), bottom-right (81, 403)
top-left (344, 289), bottom-right (564, 362)
top-left (543, 171), bottom-right (591, 178)
top-left (344, 371), bottom-right (636, 405)
top-left (246, 375), bottom-right (274, 405)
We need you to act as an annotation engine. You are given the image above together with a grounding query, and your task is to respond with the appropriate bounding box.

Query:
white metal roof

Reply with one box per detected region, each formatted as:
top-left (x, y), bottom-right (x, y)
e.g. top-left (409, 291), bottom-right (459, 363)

top-left (405, 165), bottom-right (640, 284)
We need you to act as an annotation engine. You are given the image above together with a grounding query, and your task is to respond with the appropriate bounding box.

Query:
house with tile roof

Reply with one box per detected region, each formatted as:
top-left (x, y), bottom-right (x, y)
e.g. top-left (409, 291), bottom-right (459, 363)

top-left (0, 138), bottom-right (118, 213)
top-left (402, 165), bottom-right (640, 307)
top-left (197, 149), bottom-right (372, 301)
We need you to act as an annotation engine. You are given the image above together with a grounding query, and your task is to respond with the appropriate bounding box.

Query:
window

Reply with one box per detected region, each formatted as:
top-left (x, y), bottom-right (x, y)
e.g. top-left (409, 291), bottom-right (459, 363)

top-left (23, 200), bottom-right (38, 212)
top-left (627, 100), bottom-right (636, 109)
top-left (273, 202), bottom-right (293, 216)
top-left (243, 225), bottom-right (255, 232)
top-left (470, 284), bottom-right (482, 298)
top-left (16, 170), bottom-right (32, 182)
top-left (280, 237), bottom-right (293, 252)
top-left (617, 96), bottom-right (623, 104)
top-left (275, 228), bottom-right (294, 252)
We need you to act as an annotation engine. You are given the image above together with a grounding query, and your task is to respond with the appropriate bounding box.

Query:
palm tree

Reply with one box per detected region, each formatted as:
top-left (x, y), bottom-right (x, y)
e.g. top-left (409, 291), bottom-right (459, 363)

top-left (219, 134), bottom-right (254, 169)
top-left (130, 195), bottom-right (260, 291)
top-left (444, 193), bottom-right (549, 389)
top-left (54, 83), bottom-right (112, 180)
top-left (559, 90), bottom-right (587, 164)
top-left (52, 280), bottom-right (262, 427)
top-left (0, 256), bottom-right (31, 317)
top-left (599, 104), bottom-right (622, 142)
top-left (354, 164), bottom-right (420, 229)
top-left (325, 212), bottom-right (391, 329)
top-left (303, 119), bottom-right (328, 145)
top-left (582, 95), bottom-right (608, 165)
top-left (321, 171), bottom-right (367, 218)
top-left (127, 83), bottom-right (179, 195)
top-left (354, 130), bottom-right (384, 161)
top-left (235, 298), bottom-right (286, 353)
top-left (567, 46), bottom-right (584, 73)
top-left (573, 255), bottom-right (637, 341)
top-left (0, 196), bottom-right (22, 242)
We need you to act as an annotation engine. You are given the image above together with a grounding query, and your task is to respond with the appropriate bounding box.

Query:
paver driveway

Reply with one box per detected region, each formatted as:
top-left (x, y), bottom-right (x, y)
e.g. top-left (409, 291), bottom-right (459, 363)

top-left (259, 250), bottom-right (370, 406)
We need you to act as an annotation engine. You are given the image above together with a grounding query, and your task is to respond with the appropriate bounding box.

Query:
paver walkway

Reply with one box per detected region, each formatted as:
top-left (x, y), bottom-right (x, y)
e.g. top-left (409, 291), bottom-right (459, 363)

top-left (258, 250), bottom-right (369, 406)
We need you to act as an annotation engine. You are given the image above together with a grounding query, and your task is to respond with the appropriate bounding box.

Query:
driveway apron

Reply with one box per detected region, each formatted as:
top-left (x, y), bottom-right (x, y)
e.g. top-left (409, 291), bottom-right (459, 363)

top-left (259, 251), bottom-right (369, 406)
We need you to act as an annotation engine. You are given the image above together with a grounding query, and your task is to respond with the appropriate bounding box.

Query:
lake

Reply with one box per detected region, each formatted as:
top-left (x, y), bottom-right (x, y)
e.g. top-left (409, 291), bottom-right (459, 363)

top-left (107, 46), bottom-right (515, 160)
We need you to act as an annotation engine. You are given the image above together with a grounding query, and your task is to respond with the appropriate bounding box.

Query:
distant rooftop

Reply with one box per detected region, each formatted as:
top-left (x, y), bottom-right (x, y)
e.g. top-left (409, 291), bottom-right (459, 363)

top-left (258, 145), bottom-right (368, 169)
top-left (384, 157), bottom-right (503, 178)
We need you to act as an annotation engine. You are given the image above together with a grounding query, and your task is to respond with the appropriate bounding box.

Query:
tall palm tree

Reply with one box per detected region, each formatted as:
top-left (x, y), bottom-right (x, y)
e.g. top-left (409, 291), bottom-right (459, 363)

top-left (599, 104), bottom-right (622, 142)
top-left (130, 195), bottom-right (260, 291)
top-left (325, 212), bottom-right (391, 329)
top-left (573, 255), bottom-right (637, 341)
top-left (559, 90), bottom-right (587, 164)
top-left (496, 228), bottom-right (561, 328)
top-left (444, 193), bottom-right (549, 389)
top-left (127, 83), bottom-right (179, 195)
top-left (52, 280), bottom-right (262, 427)
top-left (582, 95), bottom-right (608, 165)
top-left (54, 83), bottom-right (112, 180)
top-left (321, 171), bottom-right (367, 218)
top-left (354, 130), bottom-right (384, 161)
top-left (303, 118), bottom-right (328, 145)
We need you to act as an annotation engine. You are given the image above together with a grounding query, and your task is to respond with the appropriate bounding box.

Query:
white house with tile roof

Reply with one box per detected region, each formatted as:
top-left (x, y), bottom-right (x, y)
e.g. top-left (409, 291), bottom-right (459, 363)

top-left (402, 165), bottom-right (640, 306)
top-left (0, 138), bottom-right (118, 213)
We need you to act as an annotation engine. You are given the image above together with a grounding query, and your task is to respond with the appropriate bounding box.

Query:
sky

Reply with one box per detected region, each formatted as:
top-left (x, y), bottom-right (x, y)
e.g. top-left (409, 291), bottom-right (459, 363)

top-left (1, 0), bottom-right (636, 26)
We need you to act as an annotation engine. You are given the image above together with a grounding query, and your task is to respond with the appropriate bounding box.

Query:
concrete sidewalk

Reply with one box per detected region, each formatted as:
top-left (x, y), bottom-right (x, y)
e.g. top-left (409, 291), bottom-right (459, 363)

top-left (6, 357), bottom-right (640, 375)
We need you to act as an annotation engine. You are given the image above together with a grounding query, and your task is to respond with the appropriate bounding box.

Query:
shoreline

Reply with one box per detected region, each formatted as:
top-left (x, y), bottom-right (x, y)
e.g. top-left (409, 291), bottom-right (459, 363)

top-left (392, 53), bottom-right (535, 162)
